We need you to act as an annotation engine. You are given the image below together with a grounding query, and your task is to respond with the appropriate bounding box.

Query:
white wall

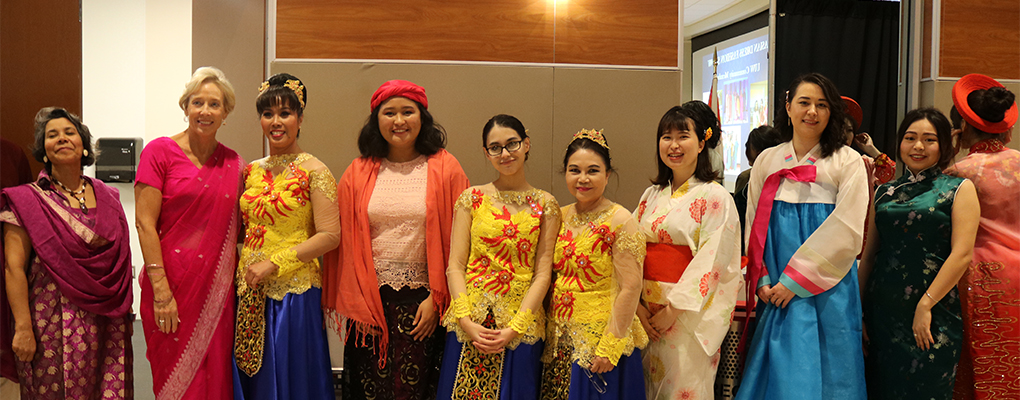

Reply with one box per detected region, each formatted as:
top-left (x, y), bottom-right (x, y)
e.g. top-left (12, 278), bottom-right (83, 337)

top-left (82, 0), bottom-right (192, 316)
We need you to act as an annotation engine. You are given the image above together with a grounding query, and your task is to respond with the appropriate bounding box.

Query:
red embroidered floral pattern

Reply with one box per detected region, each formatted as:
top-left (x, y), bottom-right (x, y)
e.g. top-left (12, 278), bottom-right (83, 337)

top-left (690, 198), bottom-right (707, 223)
top-left (553, 292), bottom-right (576, 319)
top-left (470, 188), bottom-right (484, 209)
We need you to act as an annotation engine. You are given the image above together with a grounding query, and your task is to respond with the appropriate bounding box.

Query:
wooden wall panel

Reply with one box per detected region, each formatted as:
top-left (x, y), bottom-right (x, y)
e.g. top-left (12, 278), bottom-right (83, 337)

top-left (275, 0), bottom-right (679, 67)
top-left (276, 0), bottom-right (555, 63)
top-left (1, 0), bottom-right (82, 177)
top-left (939, 0), bottom-right (1020, 79)
top-left (555, 0), bottom-right (678, 67)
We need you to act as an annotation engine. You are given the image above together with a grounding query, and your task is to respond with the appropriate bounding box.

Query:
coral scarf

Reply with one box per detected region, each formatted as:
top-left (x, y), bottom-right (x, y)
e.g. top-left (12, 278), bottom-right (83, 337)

top-left (323, 149), bottom-right (468, 362)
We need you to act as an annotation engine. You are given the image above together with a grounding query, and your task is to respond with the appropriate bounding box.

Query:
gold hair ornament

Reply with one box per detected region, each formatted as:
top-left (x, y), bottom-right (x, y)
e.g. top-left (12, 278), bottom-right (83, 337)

top-left (257, 79), bottom-right (306, 110)
top-left (571, 128), bottom-right (610, 150)
top-left (705, 127), bottom-right (713, 141)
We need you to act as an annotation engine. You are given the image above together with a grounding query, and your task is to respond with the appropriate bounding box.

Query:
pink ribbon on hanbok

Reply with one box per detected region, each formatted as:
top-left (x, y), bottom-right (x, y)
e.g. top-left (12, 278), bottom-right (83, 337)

top-left (740, 165), bottom-right (816, 350)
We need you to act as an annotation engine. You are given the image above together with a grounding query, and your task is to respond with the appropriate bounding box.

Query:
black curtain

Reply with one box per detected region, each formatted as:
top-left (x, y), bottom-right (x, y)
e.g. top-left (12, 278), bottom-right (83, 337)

top-left (774, 0), bottom-right (900, 156)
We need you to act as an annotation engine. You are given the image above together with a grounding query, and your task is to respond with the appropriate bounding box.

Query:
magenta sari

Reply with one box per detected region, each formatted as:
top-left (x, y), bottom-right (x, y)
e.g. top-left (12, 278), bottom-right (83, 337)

top-left (136, 137), bottom-right (241, 400)
top-left (0, 174), bottom-right (134, 398)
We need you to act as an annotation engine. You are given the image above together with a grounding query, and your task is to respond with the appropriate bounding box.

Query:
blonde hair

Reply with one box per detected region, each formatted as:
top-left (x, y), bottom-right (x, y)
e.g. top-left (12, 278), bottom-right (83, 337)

top-left (178, 66), bottom-right (236, 115)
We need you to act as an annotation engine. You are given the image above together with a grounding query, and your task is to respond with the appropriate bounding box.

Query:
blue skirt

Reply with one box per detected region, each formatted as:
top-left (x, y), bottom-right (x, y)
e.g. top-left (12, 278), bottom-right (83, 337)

top-left (233, 288), bottom-right (335, 400)
top-left (567, 351), bottom-right (644, 400)
top-left (735, 201), bottom-right (866, 400)
top-left (437, 332), bottom-right (544, 400)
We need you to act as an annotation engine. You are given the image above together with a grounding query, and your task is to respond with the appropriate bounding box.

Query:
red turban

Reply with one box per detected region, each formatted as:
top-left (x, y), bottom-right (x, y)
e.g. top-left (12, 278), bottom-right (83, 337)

top-left (952, 73), bottom-right (1018, 134)
top-left (370, 80), bottom-right (428, 111)
top-left (841, 96), bottom-right (863, 130)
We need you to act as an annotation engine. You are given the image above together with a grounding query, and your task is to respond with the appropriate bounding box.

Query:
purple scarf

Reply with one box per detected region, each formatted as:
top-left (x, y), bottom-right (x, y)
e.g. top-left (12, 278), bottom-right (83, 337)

top-left (0, 174), bottom-right (133, 379)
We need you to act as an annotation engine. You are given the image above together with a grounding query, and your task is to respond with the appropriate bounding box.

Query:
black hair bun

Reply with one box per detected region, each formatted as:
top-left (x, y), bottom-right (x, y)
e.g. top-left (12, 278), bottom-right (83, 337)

top-left (969, 87), bottom-right (1015, 123)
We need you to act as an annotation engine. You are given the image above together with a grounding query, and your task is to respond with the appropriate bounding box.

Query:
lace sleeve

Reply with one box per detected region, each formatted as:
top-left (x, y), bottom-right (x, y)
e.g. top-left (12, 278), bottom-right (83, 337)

top-left (596, 209), bottom-right (645, 365)
top-left (275, 164), bottom-right (340, 276)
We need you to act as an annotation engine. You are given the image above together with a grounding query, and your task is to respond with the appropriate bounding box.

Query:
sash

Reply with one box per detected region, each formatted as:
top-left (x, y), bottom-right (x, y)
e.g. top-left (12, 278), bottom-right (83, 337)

top-left (742, 165), bottom-right (816, 348)
top-left (644, 243), bottom-right (694, 283)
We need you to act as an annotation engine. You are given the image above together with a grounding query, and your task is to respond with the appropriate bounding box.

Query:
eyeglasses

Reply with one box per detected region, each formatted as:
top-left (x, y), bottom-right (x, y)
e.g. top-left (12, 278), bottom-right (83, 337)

top-left (485, 140), bottom-right (523, 156)
top-left (583, 368), bottom-right (607, 394)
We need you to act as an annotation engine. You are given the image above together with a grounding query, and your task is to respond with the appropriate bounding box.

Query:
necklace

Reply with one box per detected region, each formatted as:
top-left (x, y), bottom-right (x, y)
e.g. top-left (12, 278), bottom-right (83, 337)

top-left (54, 177), bottom-right (89, 214)
top-left (262, 153), bottom-right (311, 170)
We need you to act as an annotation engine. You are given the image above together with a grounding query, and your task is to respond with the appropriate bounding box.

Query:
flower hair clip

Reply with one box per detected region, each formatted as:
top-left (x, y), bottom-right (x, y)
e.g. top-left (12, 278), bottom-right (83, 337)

top-left (284, 80), bottom-right (305, 109)
top-left (257, 79), bottom-right (306, 110)
top-left (705, 127), bottom-right (713, 141)
top-left (571, 128), bottom-right (610, 150)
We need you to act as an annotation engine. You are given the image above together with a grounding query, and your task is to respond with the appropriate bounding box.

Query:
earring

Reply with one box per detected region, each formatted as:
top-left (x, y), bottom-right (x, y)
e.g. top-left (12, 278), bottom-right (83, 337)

top-left (43, 156), bottom-right (49, 163)
top-left (83, 149), bottom-right (89, 157)
top-left (184, 116), bottom-right (188, 122)
top-left (222, 120), bottom-right (227, 126)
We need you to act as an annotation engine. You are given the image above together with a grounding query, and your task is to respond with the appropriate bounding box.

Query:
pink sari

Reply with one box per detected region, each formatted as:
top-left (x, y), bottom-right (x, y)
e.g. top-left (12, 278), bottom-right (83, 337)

top-left (136, 137), bottom-right (242, 400)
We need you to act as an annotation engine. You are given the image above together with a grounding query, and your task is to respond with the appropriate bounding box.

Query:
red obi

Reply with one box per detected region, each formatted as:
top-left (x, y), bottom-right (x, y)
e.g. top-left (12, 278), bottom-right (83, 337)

top-left (644, 243), bottom-right (694, 283)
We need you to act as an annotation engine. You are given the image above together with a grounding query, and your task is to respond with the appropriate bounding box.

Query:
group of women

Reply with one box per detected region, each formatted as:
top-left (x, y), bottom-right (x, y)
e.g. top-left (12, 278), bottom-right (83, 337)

top-left (0, 66), bottom-right (1015, 400)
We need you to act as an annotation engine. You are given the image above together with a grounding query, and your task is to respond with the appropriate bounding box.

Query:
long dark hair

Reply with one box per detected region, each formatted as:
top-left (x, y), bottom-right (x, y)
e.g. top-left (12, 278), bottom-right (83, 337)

top-left (896, 108), bottom-right (955, 170)
top-left (681, 100), bottom-right (722, 150)
top-left (650, 106), bottom-right (717, 186)
top-left (357, 99), bottom-right (447, 158)
top-left (775, 73), bottom-right (849, 158)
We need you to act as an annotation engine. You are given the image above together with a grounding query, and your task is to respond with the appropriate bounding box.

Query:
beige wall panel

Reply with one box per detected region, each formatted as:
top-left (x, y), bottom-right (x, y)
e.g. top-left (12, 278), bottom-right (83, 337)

top-left (551, 68), bottom-right (682, 210)
top-left (193, 0), bottom-right (266, 162)
top-left (268, 62), bottom-right (557, 192)
top-left (268, 62), bottom-right (681, 210)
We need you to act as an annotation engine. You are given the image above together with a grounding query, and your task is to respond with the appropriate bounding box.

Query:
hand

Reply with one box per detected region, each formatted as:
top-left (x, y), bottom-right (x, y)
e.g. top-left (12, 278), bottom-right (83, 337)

top-left (769, 283), bottom-right (795, 308)
top-left (154, 295), bottom-right (180, 334)
top-left (244, 260), bottom-right (279, 287)
top-left (636, 305), bottom-right (660, 342)
top-left (649, 305), bottom-right (680, 335)
top-left (409, 295), bottom-right (438, 341)
top-left (478, 328), bottom-right (519, 353)
top-left (589, 356), bottom-right (615, 374)
top-left (854, 133), bottom-right (880, 157)
top-left (458, 317), bottom-right (503, 353)
top-left (11, 328), bottom-right (36, 362)
top-left (756, 285), bottom-right (773, 304)
top-left (912, 305), bottom-right (934, 351)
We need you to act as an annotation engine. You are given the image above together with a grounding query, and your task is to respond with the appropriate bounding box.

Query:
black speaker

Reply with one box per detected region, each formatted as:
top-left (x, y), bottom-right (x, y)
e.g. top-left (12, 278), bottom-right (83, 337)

top-left (95, 138), bottom-right (143, 183)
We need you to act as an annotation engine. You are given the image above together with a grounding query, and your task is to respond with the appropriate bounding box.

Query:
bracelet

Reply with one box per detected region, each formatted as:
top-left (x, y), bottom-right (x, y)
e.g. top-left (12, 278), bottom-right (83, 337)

top-left (153, 296), bottom-right (172, 304)
top-left (145, 264), bottom-right (164, 271)
top-left (925, 291), bottom-right (936, 302)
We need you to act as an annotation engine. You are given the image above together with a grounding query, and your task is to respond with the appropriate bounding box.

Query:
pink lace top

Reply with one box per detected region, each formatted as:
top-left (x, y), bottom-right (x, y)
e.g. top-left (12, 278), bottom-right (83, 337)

top-left (368, 155), bottom-right (429, 290)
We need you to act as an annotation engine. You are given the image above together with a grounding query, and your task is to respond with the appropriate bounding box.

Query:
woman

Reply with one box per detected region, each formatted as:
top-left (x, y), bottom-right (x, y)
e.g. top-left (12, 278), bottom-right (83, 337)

top-left (1, 107), bottom-right (133, 399)
top-left (136, 66), bottom-right (242, 399)
top-left (859, 108), bottom-right (979, 399)
top-left (437, 114), bottom-right (559, 399)
top-left (635, 107), bottom-right (742, 399)
top-left (735, 73), bottom-right (869, 400)
top-left (233, 73), bottom-right (338, 399)
top-left (680, 101), bottom-right (724, 183)
top-left (944, 73), bottom-right (1019, 400)
top-left (540, 129), bottom-right (647, 400)
top-left (324, 79), bottom-right (469, 400)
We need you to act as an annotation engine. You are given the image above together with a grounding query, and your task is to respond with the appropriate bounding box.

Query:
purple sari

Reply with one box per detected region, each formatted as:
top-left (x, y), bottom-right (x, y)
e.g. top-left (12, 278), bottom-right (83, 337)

top-left (136, 137), bottom-right (241, 400)
top-left (0, 174), bottom-right (134, 398)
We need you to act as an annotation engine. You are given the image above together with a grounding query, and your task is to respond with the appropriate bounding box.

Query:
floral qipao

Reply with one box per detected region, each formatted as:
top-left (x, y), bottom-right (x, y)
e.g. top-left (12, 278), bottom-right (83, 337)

top-left (863, 166), bottom-right (964, 400)
top-left (945, 139), bottom-right (1020, 400)
top-left (635, 178), bottom-right (742, 400)
top-left (234, 152), bottom-right (338, 399)
top-left (439, 187), bottom-right (560, 399)
top-left (541, 203), bottom-right (648, 400)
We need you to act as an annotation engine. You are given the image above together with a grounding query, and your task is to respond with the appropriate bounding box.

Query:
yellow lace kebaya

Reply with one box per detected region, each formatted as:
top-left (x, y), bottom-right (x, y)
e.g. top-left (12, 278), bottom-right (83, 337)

top-left (234, 153), bottom-right (339, 375)
top-left (444, 187), bottom-right (560, 348)
top-left (543, 203), bottom-right (648, 371)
